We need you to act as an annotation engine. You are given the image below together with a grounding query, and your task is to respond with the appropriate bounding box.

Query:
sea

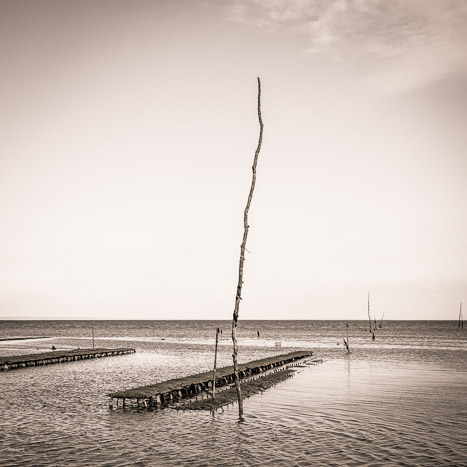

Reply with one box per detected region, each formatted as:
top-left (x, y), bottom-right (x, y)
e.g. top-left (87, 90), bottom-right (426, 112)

top-left (0, 320), bottom-right (466, 466)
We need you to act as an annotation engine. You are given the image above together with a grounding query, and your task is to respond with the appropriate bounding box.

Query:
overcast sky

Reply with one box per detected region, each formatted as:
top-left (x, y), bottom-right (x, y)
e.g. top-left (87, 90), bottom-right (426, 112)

top-left (1, 0), bottom-right (466, 320)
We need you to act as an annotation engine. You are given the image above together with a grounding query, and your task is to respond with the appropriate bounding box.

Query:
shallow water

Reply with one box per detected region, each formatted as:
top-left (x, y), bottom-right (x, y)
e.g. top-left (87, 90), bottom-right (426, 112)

top-left (1, 320), bottom-right (466, 466)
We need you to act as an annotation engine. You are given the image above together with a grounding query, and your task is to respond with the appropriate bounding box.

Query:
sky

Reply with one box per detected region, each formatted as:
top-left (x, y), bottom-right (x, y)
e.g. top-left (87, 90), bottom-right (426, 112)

top-left (0, 0), bottom-right (466, 320)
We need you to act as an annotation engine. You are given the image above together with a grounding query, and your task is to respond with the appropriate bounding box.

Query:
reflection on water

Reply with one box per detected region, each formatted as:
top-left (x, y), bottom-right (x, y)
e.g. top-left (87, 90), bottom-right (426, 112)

top-left (0, 321), bottom-right (466, 466)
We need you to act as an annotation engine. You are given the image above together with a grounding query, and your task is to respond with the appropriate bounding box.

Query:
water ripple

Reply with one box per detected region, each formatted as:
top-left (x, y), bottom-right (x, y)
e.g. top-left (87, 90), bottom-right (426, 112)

top-left (1, 321), bottom-right (466, 465)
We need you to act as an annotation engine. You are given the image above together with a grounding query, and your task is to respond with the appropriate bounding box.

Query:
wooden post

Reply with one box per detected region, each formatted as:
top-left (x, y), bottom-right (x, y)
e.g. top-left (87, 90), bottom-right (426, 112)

top-left (212, 327), bottom-right (220, 399)
top-left (459, 301), bottom-right (463, 329)
top-left (92, 324), bottom-right (95, 349)
top-left (367, 291), bottom-right (372, 333)
top-left (232, 77), bottom-right (264, 421)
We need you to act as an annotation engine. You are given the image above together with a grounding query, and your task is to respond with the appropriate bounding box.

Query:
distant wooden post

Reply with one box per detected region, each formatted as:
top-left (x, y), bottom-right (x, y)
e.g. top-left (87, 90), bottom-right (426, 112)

top-left (212, 327), bottom-right (220, 399)
top-left (367, 291), bottom-right (372, 333)
top-left (231, 77), bottom-right (264, 420)
top-left (459, 302), bottom-right (463, 329)
top-left (92, 324), bottom-right (95, 349)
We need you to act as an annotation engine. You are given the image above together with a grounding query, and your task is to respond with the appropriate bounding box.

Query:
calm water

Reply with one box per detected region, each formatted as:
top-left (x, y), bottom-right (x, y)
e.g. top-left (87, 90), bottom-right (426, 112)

top-left (1, 320), bottom-right (466, 466)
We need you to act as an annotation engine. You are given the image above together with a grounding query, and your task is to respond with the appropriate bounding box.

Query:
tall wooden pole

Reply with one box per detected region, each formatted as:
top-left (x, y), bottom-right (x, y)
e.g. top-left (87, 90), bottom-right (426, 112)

top-left (367, 291), bottom-right (372, 333)
top-left (232, 77), bottom-right (263, 420)
top-left (212, 327), bottom-right (220, 399)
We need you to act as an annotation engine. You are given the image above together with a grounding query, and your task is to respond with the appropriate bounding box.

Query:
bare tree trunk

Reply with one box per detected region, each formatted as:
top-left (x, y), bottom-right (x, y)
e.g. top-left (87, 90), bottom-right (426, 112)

top-left (212, 327), bottom-right (220, 399)
top-left (232, 77), bottom-right (264, 420)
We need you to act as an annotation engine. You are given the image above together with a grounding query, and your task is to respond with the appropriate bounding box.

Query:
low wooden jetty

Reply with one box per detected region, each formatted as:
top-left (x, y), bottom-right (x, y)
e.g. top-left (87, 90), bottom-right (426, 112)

top-left (0, 336), bottom-right (50, 341)
top-left (0, 348), bottom-right (135, 371)
top-left (109, 350), bottom-right (312, 409)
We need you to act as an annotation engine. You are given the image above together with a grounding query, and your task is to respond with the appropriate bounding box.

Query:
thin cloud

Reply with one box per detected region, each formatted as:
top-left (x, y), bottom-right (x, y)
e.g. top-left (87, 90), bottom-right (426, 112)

top-left (225, 0), bottom-right (467, 93)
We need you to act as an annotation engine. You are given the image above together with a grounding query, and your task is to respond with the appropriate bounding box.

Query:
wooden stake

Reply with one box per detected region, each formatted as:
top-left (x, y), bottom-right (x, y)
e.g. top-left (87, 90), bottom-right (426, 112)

top-left (212, 327), bottom-right (220, 399)
top-left (367, 291), bottom-right (372, 333)
top-left (92, 324), bottom-right (95, 349)
top-left (232, 77), bottom-right (264, 420)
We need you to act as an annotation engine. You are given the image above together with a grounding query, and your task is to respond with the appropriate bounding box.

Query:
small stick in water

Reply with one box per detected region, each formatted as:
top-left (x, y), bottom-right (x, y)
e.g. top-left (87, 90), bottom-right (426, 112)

top-left (343, 323), bottom-right (350, 353)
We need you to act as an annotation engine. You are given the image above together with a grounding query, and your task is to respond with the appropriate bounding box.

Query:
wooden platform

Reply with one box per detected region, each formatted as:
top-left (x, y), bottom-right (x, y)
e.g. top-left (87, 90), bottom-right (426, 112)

top-left (0, 348), bottom-right (135, 371)
top-left (109, 350), bottom-right (312, 408)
